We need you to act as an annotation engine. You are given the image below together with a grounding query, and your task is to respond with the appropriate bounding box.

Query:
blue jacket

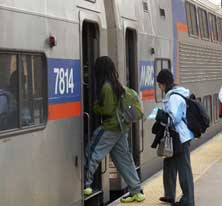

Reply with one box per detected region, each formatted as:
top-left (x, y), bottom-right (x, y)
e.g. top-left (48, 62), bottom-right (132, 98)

top-left (162, 86), bottom-right (194, 143)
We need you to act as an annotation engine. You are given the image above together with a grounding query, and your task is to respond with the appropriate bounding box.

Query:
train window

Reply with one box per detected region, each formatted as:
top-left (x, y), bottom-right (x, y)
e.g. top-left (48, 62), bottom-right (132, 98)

top-left (198, 8), bottom-right (209, 39)
top-left (0, 51), bottom-right (47, 133)
top-left (217, 17), bottom-right (222, 42)
top-left (159, 8), bottom-right (166, 18)
top-left (143, 1), bottom-right (149, 13)
top-left (0, 54), bottom-right (19, 130)
top-left (213, 93), bottom-right (220, 122)
top-left (154, 59), bottom-right (171, 102)
top-left (162, 60), bottom-right (170, 69)
top-left (185, 2), bottom-right (198, 36)
top-left (209, 13), bottom-right (218, 41)
top-left (203, 95), bottom-right (212, 124)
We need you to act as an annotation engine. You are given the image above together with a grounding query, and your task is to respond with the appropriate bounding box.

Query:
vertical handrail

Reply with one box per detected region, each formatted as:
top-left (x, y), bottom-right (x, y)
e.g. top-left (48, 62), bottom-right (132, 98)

top-left (140, 119), bottom-right (145, 153)
top-left (84, 112), bottom-right (107, 174)
top-left (84, 112), bottom-right (91, 159)
top-left (101, 156), bottom-right (107, 174)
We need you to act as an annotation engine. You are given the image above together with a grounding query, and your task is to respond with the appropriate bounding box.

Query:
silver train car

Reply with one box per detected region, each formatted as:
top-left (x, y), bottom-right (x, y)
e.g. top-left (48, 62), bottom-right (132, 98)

top-left (0, 0), bottom-right (221, 206)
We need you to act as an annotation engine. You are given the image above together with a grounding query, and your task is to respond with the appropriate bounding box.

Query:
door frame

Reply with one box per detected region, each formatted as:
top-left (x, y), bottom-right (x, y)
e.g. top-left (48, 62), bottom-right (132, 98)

top-left (79, 10), bottom-right (110, 204)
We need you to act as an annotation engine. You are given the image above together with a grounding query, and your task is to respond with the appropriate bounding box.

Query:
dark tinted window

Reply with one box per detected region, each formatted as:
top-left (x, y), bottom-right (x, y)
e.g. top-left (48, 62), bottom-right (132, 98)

top-left (209, 13), bottom-right (218, 41)
top-left (154, 59), bottom-right (171, 102)
top-left (198, 8), bottom-right (209, 39)
top-left (203, 95), bottom-right (212, 124)
top-left (0, 52), bottom-right (47, 132)
top-left (213, 93), bottom-right (220, 122)
top-left (217, 18), bottom-right (222, 42)
top-left (0, 54), bottom-right (18, 130)
top-left (186, 2), bottom-right (199, 36)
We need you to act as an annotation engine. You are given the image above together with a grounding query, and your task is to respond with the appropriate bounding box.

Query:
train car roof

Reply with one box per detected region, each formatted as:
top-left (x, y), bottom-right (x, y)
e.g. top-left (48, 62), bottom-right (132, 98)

top-left (190, 0), bottom-right (222, 15)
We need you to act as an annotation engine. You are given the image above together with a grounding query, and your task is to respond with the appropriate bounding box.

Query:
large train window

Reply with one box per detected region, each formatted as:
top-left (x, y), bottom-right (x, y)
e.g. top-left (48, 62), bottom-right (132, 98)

top-left (185, 2), bottom-right (198, 36)
top-left (154, 59), bottom-right (171, 102)
top-left (203, 95), bottom-right (212, 124)
top-left (198, 8), bottom-right (209, 39)
top-left (213, 93), bottom-right (220, 122)
top-left (0, 51), bottom-right (47, 133)
top-left (209, 13), bottom-right (218, 41)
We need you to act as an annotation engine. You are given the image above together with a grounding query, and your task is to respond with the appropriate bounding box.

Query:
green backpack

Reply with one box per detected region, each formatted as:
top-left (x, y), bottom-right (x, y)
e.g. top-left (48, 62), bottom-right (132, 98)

top-left (116, 87), bottom-right (144, 131)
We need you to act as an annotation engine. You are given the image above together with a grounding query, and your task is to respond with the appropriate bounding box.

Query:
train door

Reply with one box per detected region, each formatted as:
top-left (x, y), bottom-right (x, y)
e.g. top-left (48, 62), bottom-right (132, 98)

top-left (82, 21), bottom-right (103, 206)
top-left (125, 28), bottom-right (140, 169)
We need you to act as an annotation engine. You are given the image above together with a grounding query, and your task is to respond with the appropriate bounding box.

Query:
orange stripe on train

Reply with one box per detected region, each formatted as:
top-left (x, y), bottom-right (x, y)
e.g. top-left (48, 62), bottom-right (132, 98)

top-left (177, 22), bottom-right (188, 33)
top-left (142, 89), bottom-right (155, 101)
top-left (48, 102), bottom-right (81, 120)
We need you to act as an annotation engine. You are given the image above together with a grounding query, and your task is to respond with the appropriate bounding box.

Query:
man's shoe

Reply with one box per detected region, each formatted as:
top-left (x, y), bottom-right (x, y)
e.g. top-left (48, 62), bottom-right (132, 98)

top-left (120, 192), bottom-right (145, 203)
top-left (84, 187), bottom-right (93, 196)
top-left (159, 197), bottom-right (175, 203)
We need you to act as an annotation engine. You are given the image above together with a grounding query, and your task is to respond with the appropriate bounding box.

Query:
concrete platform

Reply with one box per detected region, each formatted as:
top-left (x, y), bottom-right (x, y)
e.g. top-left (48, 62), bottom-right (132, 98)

top-left (195, 159), bottom-right (222, 206)
top-left (108, 133), bottom-right (222, 206)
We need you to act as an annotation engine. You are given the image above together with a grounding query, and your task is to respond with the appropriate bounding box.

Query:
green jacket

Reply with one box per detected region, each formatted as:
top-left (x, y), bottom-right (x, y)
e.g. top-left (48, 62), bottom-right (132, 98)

top-left (93, 82), bottom-right (122, 131)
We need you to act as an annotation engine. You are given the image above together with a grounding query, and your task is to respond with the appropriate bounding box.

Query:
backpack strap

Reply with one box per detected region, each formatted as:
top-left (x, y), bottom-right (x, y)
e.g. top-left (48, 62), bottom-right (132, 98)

top-left (169, 92), bottom-right (188, 124)
top-left (169, 92), bottom-right (187, 101)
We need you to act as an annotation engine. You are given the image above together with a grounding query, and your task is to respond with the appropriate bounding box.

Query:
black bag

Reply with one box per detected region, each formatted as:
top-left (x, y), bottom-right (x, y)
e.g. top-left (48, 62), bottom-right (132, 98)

top-left (171, 92), bottom-right (210, 138)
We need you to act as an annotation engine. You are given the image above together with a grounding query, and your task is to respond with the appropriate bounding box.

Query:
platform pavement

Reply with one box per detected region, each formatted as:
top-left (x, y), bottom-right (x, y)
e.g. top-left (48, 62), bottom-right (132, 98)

top-left (108, 133), bottom-right (222, 206)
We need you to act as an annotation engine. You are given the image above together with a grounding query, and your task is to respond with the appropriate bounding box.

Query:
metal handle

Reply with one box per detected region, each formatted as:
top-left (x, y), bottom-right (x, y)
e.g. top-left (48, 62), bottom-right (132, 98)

top-left (84, 112), bottom-right (91, 156)
top-left (72, 155), bottom-right (79, 167)
top-left (140, 119), bottom-right (145, 153)
top-left (101, 156), bottom-right (107, 174)
top-left (84, 112), bottom-right (108, 174)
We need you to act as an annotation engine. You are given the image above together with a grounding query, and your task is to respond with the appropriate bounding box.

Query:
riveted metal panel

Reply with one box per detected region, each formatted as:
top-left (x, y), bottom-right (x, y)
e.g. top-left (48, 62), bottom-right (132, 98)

top-left (179, 42), bottom-right (222, 83)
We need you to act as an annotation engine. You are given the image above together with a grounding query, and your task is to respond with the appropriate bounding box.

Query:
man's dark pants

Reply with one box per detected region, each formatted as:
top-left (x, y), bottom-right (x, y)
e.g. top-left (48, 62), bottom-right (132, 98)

top-left (163, 141), bottom-right (195, 206)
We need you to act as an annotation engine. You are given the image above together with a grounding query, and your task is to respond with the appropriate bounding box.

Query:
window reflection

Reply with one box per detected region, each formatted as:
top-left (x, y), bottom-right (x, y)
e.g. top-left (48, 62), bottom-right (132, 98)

top-left (155, 59), bottom-right (171, 102)
top-left (0, 52), bottom-right (46, 132)
top-left (0, 54), bottom-right (18, 130)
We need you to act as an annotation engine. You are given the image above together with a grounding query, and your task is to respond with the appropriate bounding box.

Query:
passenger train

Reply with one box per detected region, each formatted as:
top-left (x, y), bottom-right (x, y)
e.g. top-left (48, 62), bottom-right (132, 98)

top-left (0, 0), bottom-right (222, 206)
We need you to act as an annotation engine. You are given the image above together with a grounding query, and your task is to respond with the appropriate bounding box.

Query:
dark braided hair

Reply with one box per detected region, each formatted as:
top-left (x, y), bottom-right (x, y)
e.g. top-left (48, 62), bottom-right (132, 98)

top-left (94, 56), bottom-right (124, 100)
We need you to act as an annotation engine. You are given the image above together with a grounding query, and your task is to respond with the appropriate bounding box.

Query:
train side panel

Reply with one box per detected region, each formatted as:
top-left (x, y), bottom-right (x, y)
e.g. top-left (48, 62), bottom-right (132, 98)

top-left (0, 0), bottom-right (107, 205)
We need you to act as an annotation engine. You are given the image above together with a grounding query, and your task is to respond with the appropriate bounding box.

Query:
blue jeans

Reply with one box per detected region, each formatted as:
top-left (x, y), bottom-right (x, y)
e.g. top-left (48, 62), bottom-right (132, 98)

top-left (85, 126), bottom-right (141, 195)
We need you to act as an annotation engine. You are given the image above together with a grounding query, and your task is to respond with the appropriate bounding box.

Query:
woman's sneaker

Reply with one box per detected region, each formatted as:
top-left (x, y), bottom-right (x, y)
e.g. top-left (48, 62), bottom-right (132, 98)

top-left (120, 192), bottom-right (145, 203)
top-left (84, 187), bottom-right (93, 196)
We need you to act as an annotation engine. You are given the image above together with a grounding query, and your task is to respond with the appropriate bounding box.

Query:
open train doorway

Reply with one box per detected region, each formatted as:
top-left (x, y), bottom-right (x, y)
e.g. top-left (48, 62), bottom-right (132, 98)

top-left (109, 28), bottom-right (140, 200)
top-left (82, 21), bottom-right (103, 206)
top-left (125, 28), bottom-right (140, 169)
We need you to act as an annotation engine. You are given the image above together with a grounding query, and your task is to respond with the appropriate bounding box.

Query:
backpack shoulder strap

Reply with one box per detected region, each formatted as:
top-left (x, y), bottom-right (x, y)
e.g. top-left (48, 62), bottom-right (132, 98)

top-left (169, 92), bottom-right (187, 101)
top-left (169, 92), bottom-right (188, 124)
